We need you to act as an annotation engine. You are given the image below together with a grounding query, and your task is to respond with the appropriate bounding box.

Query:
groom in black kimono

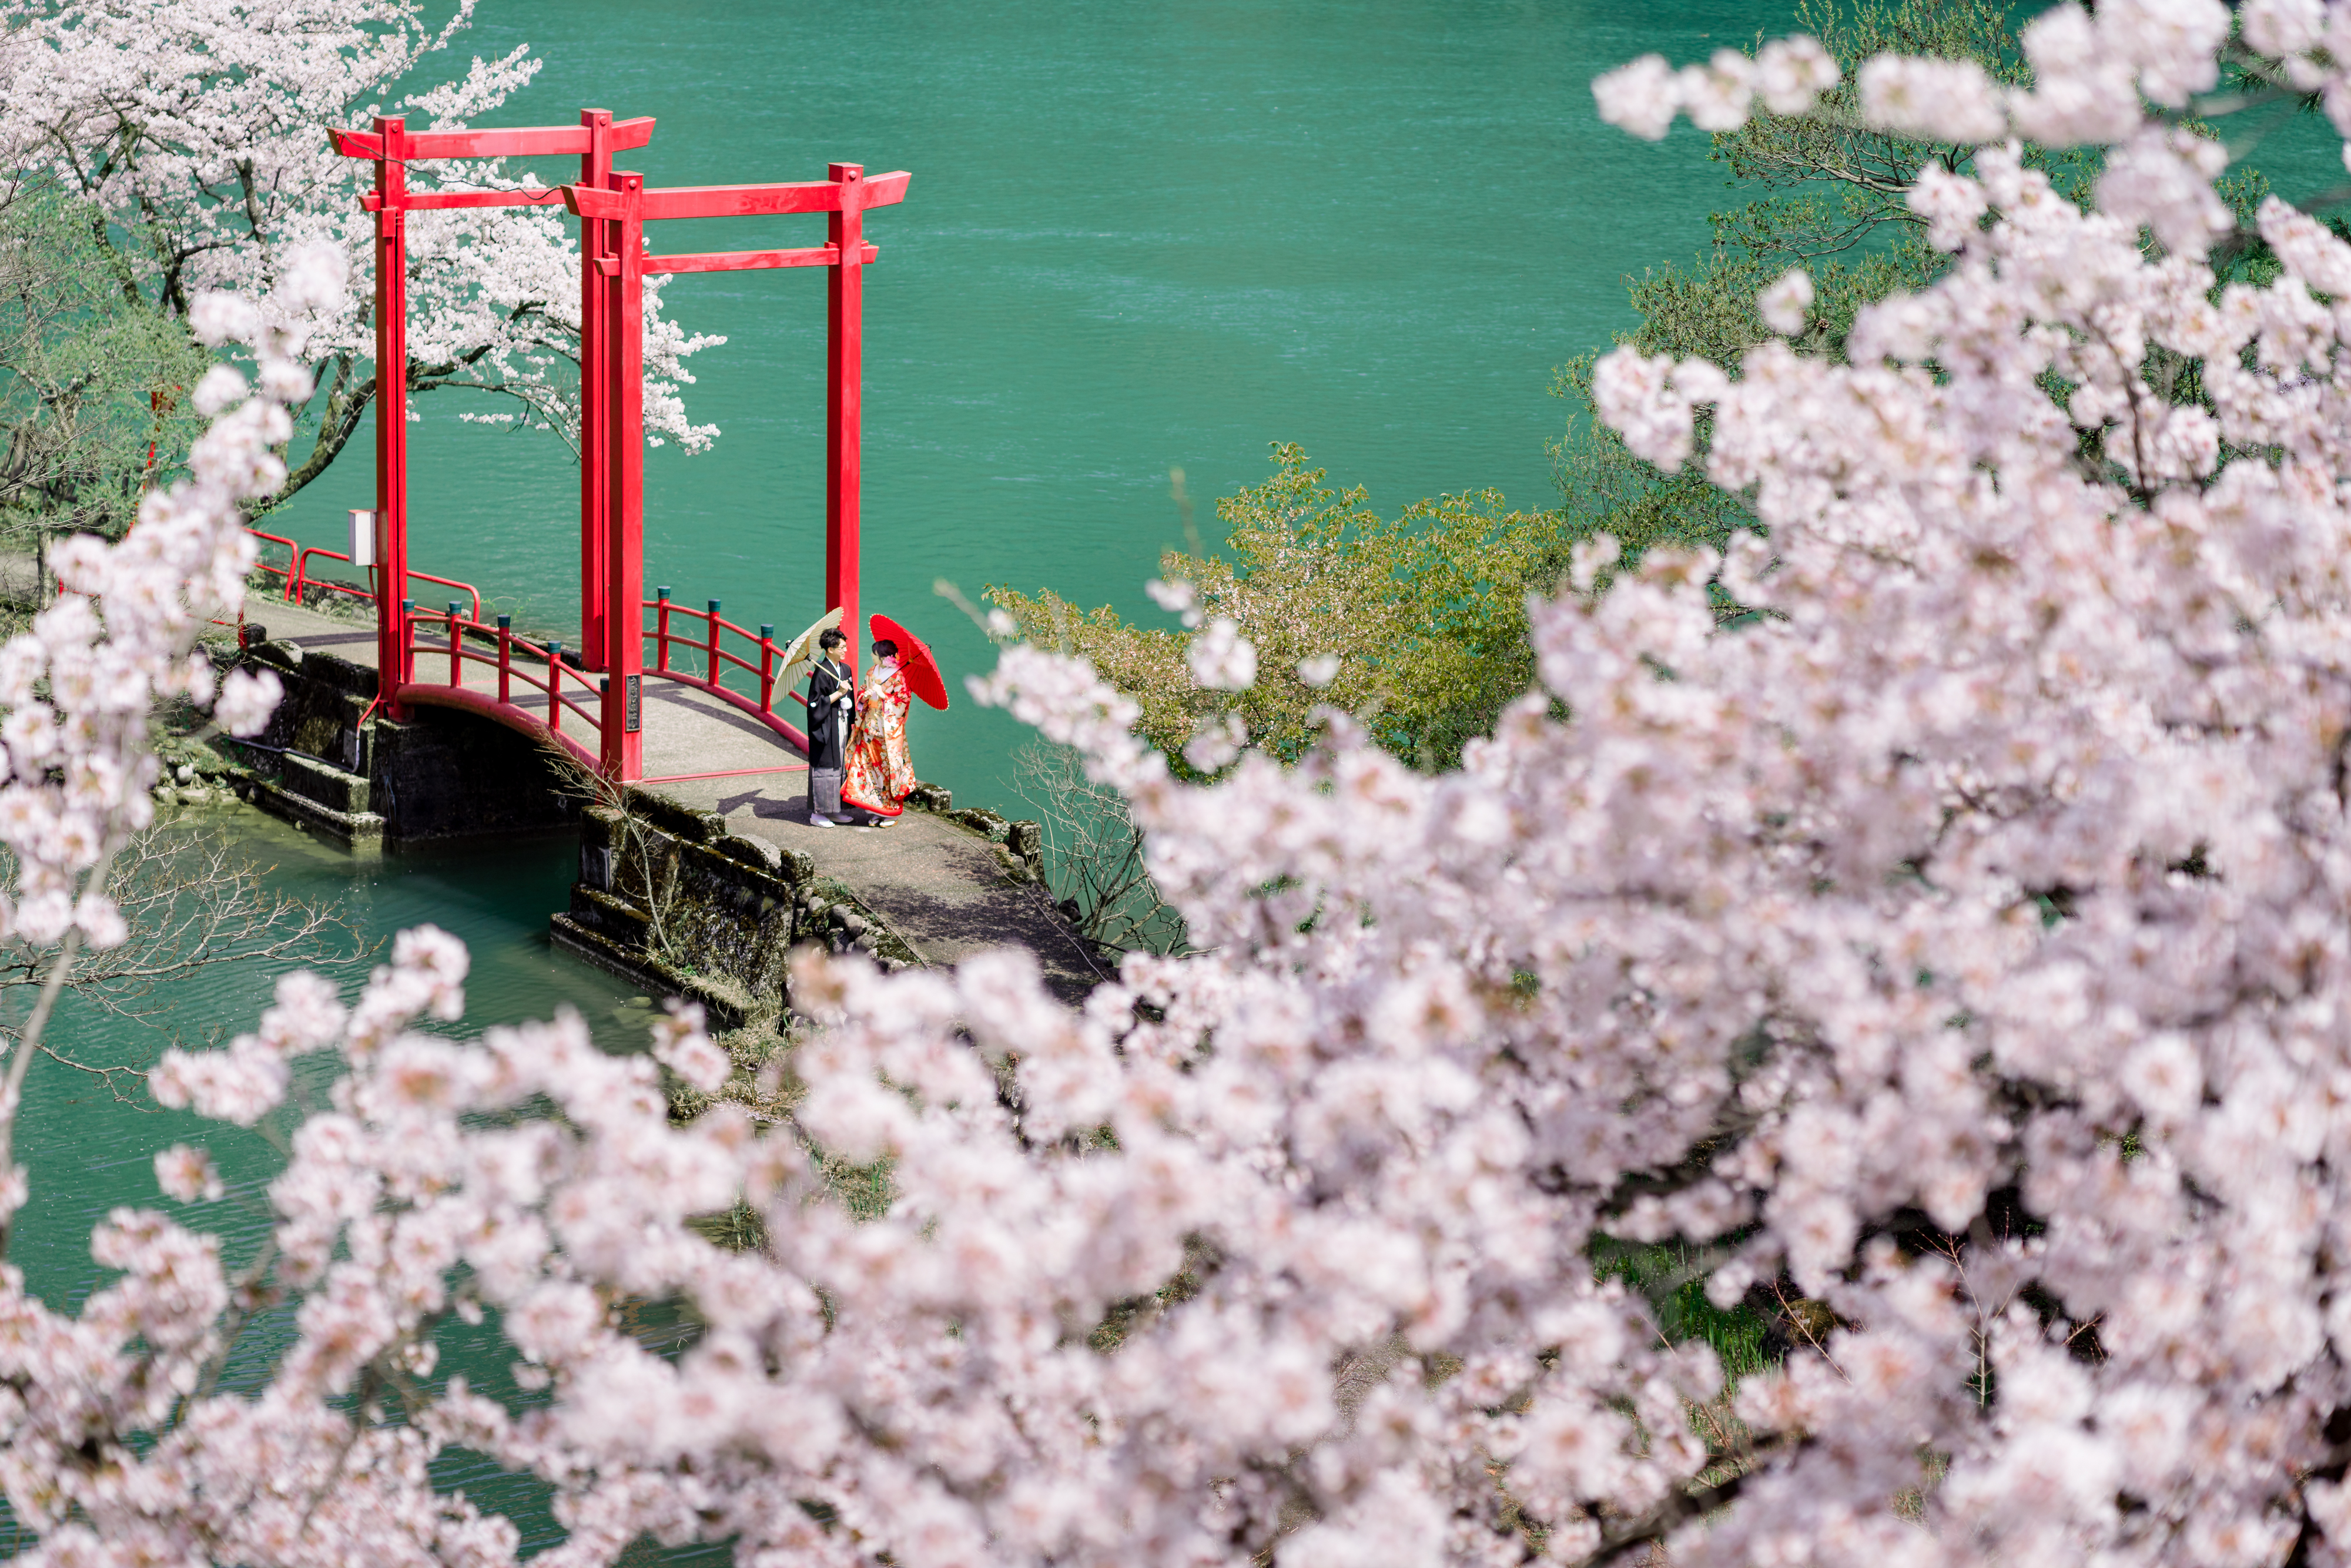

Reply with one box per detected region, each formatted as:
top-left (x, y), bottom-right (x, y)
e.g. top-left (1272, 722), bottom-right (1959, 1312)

top-left (804, 629), bottom-right (855, 827)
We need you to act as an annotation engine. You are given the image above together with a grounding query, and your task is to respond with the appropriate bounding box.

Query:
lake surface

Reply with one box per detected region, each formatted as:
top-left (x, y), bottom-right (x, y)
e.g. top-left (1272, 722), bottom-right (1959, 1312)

top-left (267, 4), bottom-right (2351, 813)
top-left (272, 0), bottom-right (1836, 815)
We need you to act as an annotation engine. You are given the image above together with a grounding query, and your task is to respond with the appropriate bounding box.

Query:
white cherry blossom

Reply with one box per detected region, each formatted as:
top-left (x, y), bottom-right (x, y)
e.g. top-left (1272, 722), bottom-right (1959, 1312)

top-left (0, 0), bottom-right (724, 481)
top-left (1757, 267), bottom-right (1813, 336)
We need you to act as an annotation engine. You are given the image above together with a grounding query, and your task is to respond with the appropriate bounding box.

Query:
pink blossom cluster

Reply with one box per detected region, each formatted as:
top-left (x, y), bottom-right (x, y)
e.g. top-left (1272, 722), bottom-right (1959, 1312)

top-left (0, 244), bottom-right (346, 1231)
top-left (1592, 36), bottom-right (1838, 141)
top-left (0, 0), bottom-right (721, 460)
top-left (1596, 2), bottom-right (2237, 150)
top-left (4, 919), bottom-right (1732, 1565)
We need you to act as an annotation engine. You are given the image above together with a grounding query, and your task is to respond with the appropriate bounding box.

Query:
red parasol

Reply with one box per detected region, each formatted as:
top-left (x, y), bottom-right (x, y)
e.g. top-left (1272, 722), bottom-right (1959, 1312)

top-left (869, 613), bottom-right (949, 710)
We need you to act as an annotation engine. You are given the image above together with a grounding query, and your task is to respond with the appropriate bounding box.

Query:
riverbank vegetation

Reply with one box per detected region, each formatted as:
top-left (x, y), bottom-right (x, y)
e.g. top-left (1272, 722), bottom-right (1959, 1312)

top-left (0, 190), bottom-right (209, 557)
top-left (991, 447), bottom-right (1575, 772)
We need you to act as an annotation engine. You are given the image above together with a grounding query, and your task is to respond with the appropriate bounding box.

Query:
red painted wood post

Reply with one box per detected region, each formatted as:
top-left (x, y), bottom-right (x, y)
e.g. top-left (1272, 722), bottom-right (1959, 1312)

top-left (601, 172), bottom-right (647, 781)
top-left (448, 604), bottom-right (463, 685)
top-left (706, 599), bottom-right (722, 686)
top-left (656, 587), bottom-right (671, 671)
top-left (373, 116), bottom-right (411, 715)
top-left (826, 163), bottom-right (865, 664)
top-left (578, 109), bottom-right (615, 672)
top-left (549, 642), bottom-right (564, 732)
top-left (497, 615), bottom-right (512, 703)
top-left (758, 623), bottom-right (775, 713)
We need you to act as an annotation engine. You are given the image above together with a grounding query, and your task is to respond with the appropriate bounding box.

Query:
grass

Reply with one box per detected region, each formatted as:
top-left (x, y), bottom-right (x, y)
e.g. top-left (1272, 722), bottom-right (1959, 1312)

top-left (1590, 1237), bottom-right (1778, 1384)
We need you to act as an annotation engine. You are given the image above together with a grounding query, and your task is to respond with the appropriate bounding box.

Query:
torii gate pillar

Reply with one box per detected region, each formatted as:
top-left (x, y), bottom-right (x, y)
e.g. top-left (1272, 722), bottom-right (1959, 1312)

top-left (368, 115), bottom-right (410, 712)
top-left (604, 171), bottom-right (648, 781)
top-left (578, 110), bottom-right (619, 673)
top-left (825, 163), bottom-right (866, 656)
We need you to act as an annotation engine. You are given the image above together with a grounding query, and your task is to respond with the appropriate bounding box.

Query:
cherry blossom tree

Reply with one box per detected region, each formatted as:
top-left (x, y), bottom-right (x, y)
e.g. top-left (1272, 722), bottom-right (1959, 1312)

top-left (0, 0), bottom-right (721, 513)
top-left (26, 4), bottom-right (2351, 1566)
top-left (0, 234), bottom-right (336, 1227)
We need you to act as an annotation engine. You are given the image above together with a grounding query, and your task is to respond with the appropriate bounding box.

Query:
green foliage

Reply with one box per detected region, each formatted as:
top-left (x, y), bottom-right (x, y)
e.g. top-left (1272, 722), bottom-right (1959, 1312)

top-left (1590, 1238), bottom-right (1776, 1384)
top-left (820, 1151), bottom-right (895, 1222)
top-left (0, 187), bottom-right (209, 546)
top-left (989, 445), bottom-right (1576, 773)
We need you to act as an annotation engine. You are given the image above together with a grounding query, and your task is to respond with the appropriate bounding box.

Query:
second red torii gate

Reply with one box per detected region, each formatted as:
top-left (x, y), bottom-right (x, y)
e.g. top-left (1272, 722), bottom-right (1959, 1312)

top-left (563, 163), bottom-right (910, 779)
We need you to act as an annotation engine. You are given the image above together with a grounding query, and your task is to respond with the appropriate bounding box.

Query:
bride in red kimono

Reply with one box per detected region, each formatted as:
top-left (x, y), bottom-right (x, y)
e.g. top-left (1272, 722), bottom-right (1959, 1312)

top-left (840, 636), bottom-right (918, 823)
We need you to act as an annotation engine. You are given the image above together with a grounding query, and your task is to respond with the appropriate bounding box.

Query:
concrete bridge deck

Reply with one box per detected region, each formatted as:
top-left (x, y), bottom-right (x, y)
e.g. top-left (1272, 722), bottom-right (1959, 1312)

top-left (226, 596), bottom-right (1102, 999)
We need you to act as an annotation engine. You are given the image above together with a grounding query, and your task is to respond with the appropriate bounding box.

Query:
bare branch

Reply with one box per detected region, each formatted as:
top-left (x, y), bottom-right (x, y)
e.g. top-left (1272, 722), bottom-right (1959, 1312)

top-left (0, 823), bottom-right (358, 1030)
top-left (1012, 739), bottom-right (1190, 957)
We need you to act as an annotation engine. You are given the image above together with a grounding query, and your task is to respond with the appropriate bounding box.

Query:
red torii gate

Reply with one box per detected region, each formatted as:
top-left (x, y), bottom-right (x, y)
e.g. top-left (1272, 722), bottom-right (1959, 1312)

top-left (562, 163), bottom-right (910, 779)
top-left (323, 115), bottom-right (910, 783)
top-left (327, 111), bottom-right (654, 712)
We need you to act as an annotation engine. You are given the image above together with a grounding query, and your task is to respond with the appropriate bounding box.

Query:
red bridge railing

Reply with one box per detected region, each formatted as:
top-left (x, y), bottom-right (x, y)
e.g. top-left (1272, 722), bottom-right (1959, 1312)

top-left (247, 531), bottom-right (483, 623)
top-left (399, 594), bottom-right (812, 776)
top-left (401, 601), bottom-right (604, 770)
top-left (644, 586), bottom-right (808, 746)
top-left (249, 528), bottom-right (300, 598)
top-left (245, 532), bottom-right (813, 780)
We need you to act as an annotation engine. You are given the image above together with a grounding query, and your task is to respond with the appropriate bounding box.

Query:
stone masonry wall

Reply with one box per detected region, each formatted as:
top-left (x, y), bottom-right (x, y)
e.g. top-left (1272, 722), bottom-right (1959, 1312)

top-left (223, 639), bottom-right (578, 845)
top-left (552, 789), bottom-right (928, 1027)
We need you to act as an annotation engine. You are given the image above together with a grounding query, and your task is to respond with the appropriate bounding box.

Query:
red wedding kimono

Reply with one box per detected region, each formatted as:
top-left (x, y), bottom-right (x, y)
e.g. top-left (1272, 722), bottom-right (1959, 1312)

top-left (840, 658), bottom-right (917, 819)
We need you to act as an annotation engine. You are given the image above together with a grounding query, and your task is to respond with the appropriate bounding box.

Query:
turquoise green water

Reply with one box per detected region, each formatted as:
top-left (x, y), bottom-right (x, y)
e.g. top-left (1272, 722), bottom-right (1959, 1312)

top-left (268, 0), bottom-right (1830, 812)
